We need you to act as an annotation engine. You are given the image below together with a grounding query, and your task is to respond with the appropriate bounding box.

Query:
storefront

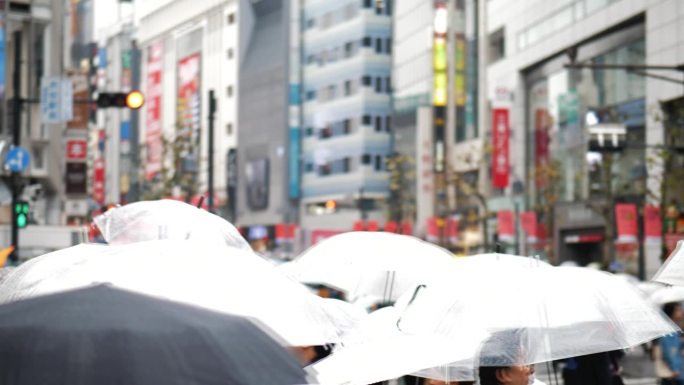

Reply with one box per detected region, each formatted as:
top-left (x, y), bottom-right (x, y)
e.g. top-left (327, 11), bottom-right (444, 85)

top-left (524, 20), bottom-right (646, 266)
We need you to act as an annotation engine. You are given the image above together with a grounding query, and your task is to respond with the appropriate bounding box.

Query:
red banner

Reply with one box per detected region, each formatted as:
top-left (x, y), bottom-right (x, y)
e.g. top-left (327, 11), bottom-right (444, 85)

top-left (353, 220), bottom-right (366, 231)
top-left (426, 217), bottom-right (440, 243)
top-left (535, 109), bottom-right (551, 188)
top-left (491, 108), bottom-right (510, 189)
top-left (497, 210), bottom-right (515, 240)
top-left (367, 221), bottom-right (379, 232)
top-left (285, 224), bottom-right (297, 240)
top-left (275, 224), bottom-right (286, 242)
top-left (520, 211), bottom-right (538, 241)
top-left (384, 221), bottom-right (398, 233)
top-left (145, 40), bottom-right (164, 180)
top-left (401, 222), bottom-right (413, 235)
top-left (92, 158), bottom-right (105, 205)
top-left (615, 203), bottom-right (638, 242)
top-left (644, 205), bottom-right (662, 240)
top-left (447, 218), bottom-right (459, 244)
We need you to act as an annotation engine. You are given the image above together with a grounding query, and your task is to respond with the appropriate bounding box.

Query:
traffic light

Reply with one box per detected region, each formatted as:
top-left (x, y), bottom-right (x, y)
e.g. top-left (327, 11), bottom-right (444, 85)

top-left (14, 200), bottom-right (29, 229)
top-left (96, 90), bottom-right (145, 109)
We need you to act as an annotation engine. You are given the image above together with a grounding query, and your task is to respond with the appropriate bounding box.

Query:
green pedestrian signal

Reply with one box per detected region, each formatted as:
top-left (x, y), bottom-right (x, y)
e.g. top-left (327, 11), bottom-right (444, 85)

top-left (14, 201), bottom-right (29, 229)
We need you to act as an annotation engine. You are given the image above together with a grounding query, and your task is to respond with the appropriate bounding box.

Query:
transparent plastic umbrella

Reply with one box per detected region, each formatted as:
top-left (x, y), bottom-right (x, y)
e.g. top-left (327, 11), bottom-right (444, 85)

top-left (0, 240), bottom-right (362, 346)
top-left (280, 232), bottom-right (455, 304)
top-left (653, 241), bottom-right (684, 286)
top-left (396, 264), bottom-right (678, 368)
top-left (94, 199), bottom-right (251, 250)
top-left (649, 285), bottom-right (684, 305)
top-left (309, 306), bottom-right (487, 385)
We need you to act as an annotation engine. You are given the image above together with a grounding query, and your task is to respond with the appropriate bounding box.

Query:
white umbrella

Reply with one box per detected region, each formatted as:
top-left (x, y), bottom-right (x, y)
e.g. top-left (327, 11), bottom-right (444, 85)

top-left (653, 241), bottom-right (684, 286)
top-left (280, 232), bottom-right (455, 304)
top-left (309, 306), bottom-right (487, 385)
top-left (0, 240), bottom-right (362, 346)
top-left (310, 255), bottom-right (553, 384)
top-left (397, 264), bottom-right (678, 369)
top-left (649, 285), bottom-right (684, 305)
top-left (94, 199), bottom-right (251, 250)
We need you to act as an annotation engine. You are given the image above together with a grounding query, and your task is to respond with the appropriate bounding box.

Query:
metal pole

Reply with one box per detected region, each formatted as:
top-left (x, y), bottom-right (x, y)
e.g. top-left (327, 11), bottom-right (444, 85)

top-left (207, 90), bottom-right (216, 212)
top-left (10, 31), bottom-right (23, 263)
top-left (515, 201), bottom-right (521, 255)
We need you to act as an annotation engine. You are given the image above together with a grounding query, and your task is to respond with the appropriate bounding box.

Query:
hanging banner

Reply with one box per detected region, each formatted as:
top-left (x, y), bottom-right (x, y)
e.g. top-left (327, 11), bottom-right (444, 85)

top-left (92, 157), bottom-right (105, 205)
top-left (352, 220), bottom-right (366, 231)
top-left (497, 210), bottom-right (515, 242)
top-left (177, 51), bottom-right (201, 175)
top-left (447, 217), bottom-right (459, 244)
top-left (275, 224), bottom-right (287, 243)
top-left (615, 203), bottom-right (638, 242)
top-left (367, 221), bottom-right (379, 232)
top-left (384, 221), bottom-right (398, 233)
top-left (426, 217), bottom-right (440, 243)
top-left (401, 222), bottom-right (413, 235)
top-left (491, 108), bottom-right (510, 189)
top-left (644, 204), bottom-right (662, 241)
top-left (520, 211), bottom-right (539, 242)
top-left (145, 40), bottom-right (163, 180)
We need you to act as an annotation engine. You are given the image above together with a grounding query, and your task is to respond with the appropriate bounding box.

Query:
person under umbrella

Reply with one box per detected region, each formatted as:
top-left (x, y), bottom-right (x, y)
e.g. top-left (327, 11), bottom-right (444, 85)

top-left (658, 302), bottom-right (684, 385)
top-left (0, 284), bottom-right (311, 385)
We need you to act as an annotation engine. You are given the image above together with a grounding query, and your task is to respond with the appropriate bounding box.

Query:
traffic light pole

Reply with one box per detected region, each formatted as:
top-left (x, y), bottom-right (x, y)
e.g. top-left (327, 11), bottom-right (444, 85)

top-left (9, 31), bottom-right (22, 263)
top-left (207, 90), bottom-right (216, 212)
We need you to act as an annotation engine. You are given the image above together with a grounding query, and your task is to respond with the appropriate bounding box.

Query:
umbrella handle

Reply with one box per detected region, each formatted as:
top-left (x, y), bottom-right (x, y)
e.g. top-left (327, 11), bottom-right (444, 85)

top-left (395, 284), bottom-right (426, 332)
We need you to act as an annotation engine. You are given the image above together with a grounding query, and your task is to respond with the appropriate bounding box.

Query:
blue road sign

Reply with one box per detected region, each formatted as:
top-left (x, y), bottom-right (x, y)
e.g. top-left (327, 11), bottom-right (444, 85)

top-left (4, 146), bottom-right (30, 172)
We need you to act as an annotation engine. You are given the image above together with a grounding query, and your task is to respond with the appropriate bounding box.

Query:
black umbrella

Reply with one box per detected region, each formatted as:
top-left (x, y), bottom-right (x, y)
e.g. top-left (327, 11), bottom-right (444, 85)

top-left (0, 285), bottom-right (311, 385)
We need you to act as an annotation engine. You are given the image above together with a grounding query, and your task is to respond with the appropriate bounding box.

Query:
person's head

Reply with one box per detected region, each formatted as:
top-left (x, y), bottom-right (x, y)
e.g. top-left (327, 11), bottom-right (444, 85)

top-left (663, 302), bottom-right (683, 322)
top-left (478, 365), bottom-right (534, 385)
top-left (478, 329), bottom-right (534, 385)
top-left (288, 344), bottom-right (333, 366)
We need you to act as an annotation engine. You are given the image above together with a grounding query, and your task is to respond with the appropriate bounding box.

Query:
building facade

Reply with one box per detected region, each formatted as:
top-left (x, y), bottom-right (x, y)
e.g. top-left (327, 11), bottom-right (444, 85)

top-left (484, 0), bottom-right (684, 277)
top-left (135, 0), bottom-right (239, 215)
top-left (299, 0), bottom-right (393, 238)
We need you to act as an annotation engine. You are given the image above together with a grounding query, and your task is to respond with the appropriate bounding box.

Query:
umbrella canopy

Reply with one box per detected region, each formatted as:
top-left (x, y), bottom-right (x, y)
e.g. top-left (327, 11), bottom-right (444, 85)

top-left (649, 285), bottom-right (684, 305)
top-left (0, 285), bottom-right (310, 385)
top-left (280, 232), bottom-right (455, 304)
top-left (94, 199), bottom-right (250, 250)
top-left (396, 264), bottom-right (678, 370)
top-left (0, 240), bottom-right (362, 346)
top-left (309, 306), bottom-right (486, 385)
top-left (653, 240), bottom-right (684, 286)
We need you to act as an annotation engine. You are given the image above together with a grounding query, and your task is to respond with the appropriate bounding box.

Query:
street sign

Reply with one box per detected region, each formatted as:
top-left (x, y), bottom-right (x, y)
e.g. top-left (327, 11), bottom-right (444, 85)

top-left (4, 146), bottom-right (30, 172)
top-left (66, 138), bottom-right (88, 161)
top-left (40, 77), bottom-right (73, 124)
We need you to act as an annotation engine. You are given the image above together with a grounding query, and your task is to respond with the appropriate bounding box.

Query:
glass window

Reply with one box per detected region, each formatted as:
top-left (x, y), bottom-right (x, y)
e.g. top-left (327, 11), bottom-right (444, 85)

top-left (385, 76), bottom-right (392, 93)
top-left (362, 75), bottom-right (372, 86)
top-left (385, 38), bottom-right (392, 53)
top-left (305, 127), bottom-right (314, 136)
top-left (375, 116), bottom-right (383, 132)
top-left (374, 155), bottom-right (383, 171)
top-left (375, 77), bottom-right (383, 93)
top-left (362, 37), bottom-right (372, 47)
top-left (363, 0), bottom-right (372, 8)
top-left (361, 154), bottom-right (372, 164)
top-left (305, 162), bottom-right (314, 172)
top-left (385, 116), bottom-right (391, 132)
top-left (375, 38), bottom-right (383, 53)
top-left (362, 115), bottom-right (372, 125)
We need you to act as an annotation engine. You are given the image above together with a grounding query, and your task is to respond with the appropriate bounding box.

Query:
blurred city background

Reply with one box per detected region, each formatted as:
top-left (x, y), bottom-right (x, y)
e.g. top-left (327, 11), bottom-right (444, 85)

top-left (0, 0), bottom-right (682, 282)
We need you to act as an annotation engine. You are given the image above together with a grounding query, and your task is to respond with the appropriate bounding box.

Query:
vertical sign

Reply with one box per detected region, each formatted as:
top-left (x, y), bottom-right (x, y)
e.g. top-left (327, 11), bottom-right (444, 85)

top-left (146, 41), bottom-right (163, 179)
top-left (644, 204), bottom-right (662, 242)
top-left (177, 52), bottom-right (201, 174)
top-left (520, 211), bottom-right (539, 243)
top-left (491, 108), bottom-right (510, 189)
top-left (615, 203), bottom-right (638, 243)
top-left (66, 72), bottom-right (89, 129)
top-left (92, 157), bottom-right (105, 205)
top-left (497, 210), bottom-right (515, 243)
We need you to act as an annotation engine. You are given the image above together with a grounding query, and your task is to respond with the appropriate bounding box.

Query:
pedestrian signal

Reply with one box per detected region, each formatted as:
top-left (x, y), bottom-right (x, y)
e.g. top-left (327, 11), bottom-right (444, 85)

top-left (14, 201), bottom-right (29, 229)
